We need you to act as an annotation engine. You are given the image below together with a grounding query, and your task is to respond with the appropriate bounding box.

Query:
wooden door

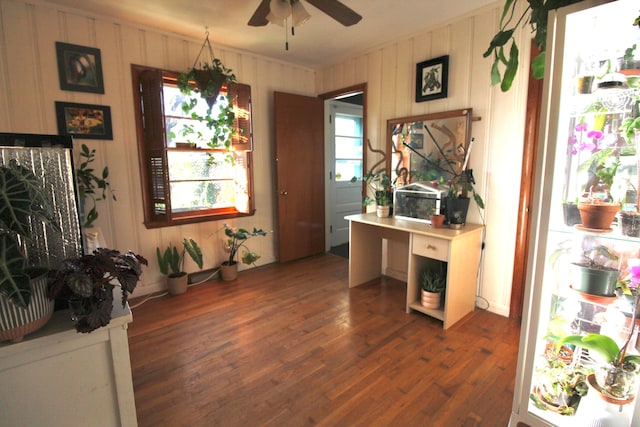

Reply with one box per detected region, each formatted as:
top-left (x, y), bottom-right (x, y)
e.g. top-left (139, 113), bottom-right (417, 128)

top-left (274, 92), bottom-right (325, 262)
top-left (510, 41), bottom-right (543, 321)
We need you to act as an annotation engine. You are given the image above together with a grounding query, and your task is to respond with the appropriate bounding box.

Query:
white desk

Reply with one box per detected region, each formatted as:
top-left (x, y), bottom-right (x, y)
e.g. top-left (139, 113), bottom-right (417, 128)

top-left (346, 213), bottom-right (484, 329)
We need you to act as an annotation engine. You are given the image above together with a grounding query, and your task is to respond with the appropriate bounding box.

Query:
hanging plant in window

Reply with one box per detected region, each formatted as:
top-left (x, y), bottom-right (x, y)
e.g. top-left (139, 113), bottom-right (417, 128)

top-left (177, 31), bottom-right (237, 151)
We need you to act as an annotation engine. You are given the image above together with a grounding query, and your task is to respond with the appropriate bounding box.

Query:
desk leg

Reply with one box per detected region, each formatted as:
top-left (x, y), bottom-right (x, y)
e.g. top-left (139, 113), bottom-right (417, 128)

top-left (348, 221), bottom-right (383, 287)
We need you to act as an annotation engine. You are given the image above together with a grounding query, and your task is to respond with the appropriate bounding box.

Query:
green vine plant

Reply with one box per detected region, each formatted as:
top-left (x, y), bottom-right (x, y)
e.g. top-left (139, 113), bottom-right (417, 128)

top-left (484, 0), bottom-right (584, 92)
top-left (75, 143), bottom-right (116, 228)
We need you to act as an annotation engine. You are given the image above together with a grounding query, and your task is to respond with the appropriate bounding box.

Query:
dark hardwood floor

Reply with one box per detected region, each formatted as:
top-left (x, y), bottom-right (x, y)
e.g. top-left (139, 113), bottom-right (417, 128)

top-left (128, 253), bottom-right (520, 427)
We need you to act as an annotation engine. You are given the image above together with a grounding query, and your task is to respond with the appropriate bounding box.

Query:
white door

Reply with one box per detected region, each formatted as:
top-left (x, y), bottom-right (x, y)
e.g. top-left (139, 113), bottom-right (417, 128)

top-left (327, 100), bottom-right (363, 247)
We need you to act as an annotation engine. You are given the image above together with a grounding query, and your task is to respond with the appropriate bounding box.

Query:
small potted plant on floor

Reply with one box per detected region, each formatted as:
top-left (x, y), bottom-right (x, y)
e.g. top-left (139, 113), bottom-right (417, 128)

top-left (156, 239), bottom-right (203, 295)
top-left (420, 265), bottom-right (446, 309)
top-left (49, 248), bottom-right (148, 333)
top-left (221, 224), bottom-right (267, 281)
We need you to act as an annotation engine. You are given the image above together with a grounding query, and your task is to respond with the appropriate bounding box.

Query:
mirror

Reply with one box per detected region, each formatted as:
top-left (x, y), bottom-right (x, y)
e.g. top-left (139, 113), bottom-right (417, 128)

top-left (387, 108), bottom-right (473, 188)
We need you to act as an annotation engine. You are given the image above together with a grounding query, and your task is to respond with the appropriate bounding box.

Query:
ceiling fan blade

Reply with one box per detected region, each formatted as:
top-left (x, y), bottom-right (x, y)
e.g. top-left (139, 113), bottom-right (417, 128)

top-left (248, 0), bottom-right (271, 26)
top-left (305, 0), bottom-right (362, 26)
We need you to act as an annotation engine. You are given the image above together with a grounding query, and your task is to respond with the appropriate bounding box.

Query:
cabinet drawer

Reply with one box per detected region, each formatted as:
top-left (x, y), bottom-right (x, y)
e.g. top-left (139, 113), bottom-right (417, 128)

top-left (412, 235), bottom-right (449, 261)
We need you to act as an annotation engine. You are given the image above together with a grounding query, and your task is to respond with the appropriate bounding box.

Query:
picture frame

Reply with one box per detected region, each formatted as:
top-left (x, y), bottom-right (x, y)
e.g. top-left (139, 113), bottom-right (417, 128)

top-left (415, 55), bottom-right (449, 102)
top-left (55, 101), bottom-right (113, 140)
top-left (55, 42), bottom-right (104, 94)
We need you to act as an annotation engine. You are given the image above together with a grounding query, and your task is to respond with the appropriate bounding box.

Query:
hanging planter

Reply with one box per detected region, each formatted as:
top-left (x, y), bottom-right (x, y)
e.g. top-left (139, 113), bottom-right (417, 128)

top-left (177, 31), bottom-right (236, 109)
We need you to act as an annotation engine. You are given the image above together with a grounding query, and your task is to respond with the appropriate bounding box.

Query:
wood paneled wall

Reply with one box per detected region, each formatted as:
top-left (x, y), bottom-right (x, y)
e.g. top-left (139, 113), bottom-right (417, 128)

top-left (0, 0), bottom-right (531, 317)
top-left (316, 2), bottom-right (533, 317)
top-left (0, 0), bottom-right (315, 296)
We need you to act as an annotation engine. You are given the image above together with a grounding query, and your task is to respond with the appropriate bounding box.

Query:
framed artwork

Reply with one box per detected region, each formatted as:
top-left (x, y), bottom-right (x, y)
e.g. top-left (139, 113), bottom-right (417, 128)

top-left (55, 102), bottom-right (113, 140)
top-left (55, 42), bottom-right (104, 93)
top-left (415, 55), bottom-right (449, 102)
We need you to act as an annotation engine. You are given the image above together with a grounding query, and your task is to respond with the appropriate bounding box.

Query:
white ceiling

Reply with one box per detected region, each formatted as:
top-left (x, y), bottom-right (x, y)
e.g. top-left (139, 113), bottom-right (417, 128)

top-left (43, 0), bottom-right (496, 68)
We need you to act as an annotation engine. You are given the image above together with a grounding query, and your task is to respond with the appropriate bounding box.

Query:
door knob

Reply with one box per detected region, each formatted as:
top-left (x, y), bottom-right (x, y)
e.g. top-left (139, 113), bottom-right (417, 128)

top-left (280, 190), bottom-right (288, 195)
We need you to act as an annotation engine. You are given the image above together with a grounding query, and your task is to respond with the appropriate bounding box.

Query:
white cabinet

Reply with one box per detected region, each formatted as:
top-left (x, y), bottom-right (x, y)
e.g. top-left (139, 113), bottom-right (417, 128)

top-left (0, 303), bottom-right (137, 427)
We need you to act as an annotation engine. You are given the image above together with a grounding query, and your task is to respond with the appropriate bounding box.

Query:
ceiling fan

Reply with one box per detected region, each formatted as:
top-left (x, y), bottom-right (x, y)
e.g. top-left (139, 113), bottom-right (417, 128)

top-left (248, 0), bottom-right (362, 27)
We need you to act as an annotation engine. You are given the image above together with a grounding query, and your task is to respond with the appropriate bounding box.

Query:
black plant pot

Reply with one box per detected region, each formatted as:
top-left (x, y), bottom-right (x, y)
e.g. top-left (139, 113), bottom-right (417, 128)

top-left (570, 263), bottom-right (619, 297)
top-left (562, 202), bottom-right (581, 227)
top-left (445, 197), bottom-right (470, 229)
top-left (620, 211), bottom-right (640, 237)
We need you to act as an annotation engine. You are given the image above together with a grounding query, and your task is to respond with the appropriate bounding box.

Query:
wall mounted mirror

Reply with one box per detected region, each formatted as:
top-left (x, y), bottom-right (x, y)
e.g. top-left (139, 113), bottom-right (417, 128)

top-left (387, 108), bottom-right (473, 188)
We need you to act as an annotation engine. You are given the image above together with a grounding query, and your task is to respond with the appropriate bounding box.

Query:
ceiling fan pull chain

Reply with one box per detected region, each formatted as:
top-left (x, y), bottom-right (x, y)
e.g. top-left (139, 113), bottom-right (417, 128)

top-left (285, 18), bottom-right (289, 51)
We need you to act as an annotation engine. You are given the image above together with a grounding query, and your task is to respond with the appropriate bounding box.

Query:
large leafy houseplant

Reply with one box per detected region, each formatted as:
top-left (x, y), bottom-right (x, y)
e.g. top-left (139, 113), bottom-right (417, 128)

top-left (484, 0), bottom-right (584, 92)
top-left (222, 224), bottom-right (267, 266)
top-left (0, 160), bottom-right (58, 308)
top-left (49, 248), bottom-right (148, 333)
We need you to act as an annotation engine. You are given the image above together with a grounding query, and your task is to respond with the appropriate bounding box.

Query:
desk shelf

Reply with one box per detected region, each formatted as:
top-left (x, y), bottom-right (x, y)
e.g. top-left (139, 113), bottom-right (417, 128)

top-left (408, 302), bottom-right (445, 321)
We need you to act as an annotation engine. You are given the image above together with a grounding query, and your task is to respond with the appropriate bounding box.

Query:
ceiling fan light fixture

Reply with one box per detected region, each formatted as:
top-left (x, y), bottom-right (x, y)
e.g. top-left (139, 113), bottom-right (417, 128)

top-left (291, 1), bottom-right (310, 27)
top-left (268, 0), bottom-right (291, 23)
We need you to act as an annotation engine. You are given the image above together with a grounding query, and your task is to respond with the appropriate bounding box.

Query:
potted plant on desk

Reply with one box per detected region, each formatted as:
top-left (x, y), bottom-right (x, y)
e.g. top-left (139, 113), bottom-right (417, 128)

top-left (362, 171), bottom-right (394, 218)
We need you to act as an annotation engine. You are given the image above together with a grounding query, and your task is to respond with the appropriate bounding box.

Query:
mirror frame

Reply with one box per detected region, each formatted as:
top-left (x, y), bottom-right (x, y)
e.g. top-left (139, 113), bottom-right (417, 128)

top-left (386, 108), bottom-right (473, 188)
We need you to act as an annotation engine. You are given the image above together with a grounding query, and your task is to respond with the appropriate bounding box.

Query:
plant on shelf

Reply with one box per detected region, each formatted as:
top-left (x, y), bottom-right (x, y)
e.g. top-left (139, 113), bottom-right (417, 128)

top-left (74, 143), bottom-right (116, 228)
top-left (222, 224), bottom-right (267, 267)
top-left (560, 265), bottom-right (640, 401)
top-left (421, 268), bottom-right (446, 293)
top-left (530, 349), bottom-right (589, 416)
top-left (156, 239), bottom-right (203, 295)
top-left (420, 265), bottom-right (446, 309)
top-left (484, 0), bottom-right (584, 91)
top-left (49, 248), bottom-right (148, 333)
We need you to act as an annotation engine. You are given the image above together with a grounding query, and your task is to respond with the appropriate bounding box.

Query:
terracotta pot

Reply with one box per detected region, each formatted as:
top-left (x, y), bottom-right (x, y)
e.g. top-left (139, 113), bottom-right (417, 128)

top-left (421, 290), bottom-right (441, 309)
top-left (0, 270), bottom-right (54, 343)
top-left (577, 202), bottom-right (620, 230)
top-left (221, 262), bottom-right (238, 281)
top-left (429, 214), bottom-right (445, 228)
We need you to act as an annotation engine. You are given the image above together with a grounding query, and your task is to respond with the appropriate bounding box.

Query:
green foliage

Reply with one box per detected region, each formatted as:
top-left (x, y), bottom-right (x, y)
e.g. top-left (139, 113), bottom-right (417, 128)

top-left (223, 224), bottom-right (267, 265)
top-left (49, 248), bottom-right (148, 333)
top-left (75, 143), bottom-right (116, 228)
top-left (156, 238), bottom-right (203, 276)
top-left (0, 160), bottom-right (59, 308)
top-left (484, 0), bottom-right (584, 92)
top-left (359, 171), bottom-right (393, 206)
top-left (620, 117), bottom-right (640, 145)
top-left (560, 333), bottom-right (640, 367)
top-left (421, 266), bottom-right (446, 293)
top-left (177, 59), bottom-right (237, 153)
top-left (183, 238), bottom-right (203, 270)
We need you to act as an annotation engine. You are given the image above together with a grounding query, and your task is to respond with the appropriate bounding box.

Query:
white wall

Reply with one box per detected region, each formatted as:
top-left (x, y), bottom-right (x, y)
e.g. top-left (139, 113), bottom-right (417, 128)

top-left (0, 0), bottom-right (531, 316)
top-left (316, 2), bottom-right (532, 316)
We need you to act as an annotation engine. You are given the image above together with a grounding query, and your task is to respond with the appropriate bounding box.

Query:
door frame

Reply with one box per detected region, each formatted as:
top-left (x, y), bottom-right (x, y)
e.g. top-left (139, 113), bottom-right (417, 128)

top-left (320, 83), bottom-right (368, 251)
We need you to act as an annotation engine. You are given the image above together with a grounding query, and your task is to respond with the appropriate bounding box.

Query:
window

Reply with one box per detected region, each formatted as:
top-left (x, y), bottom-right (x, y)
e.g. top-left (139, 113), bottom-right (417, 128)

top-left (131, 64), bottom-right (254, 228)
top-left (334, 112), bottom-right (363, 181)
